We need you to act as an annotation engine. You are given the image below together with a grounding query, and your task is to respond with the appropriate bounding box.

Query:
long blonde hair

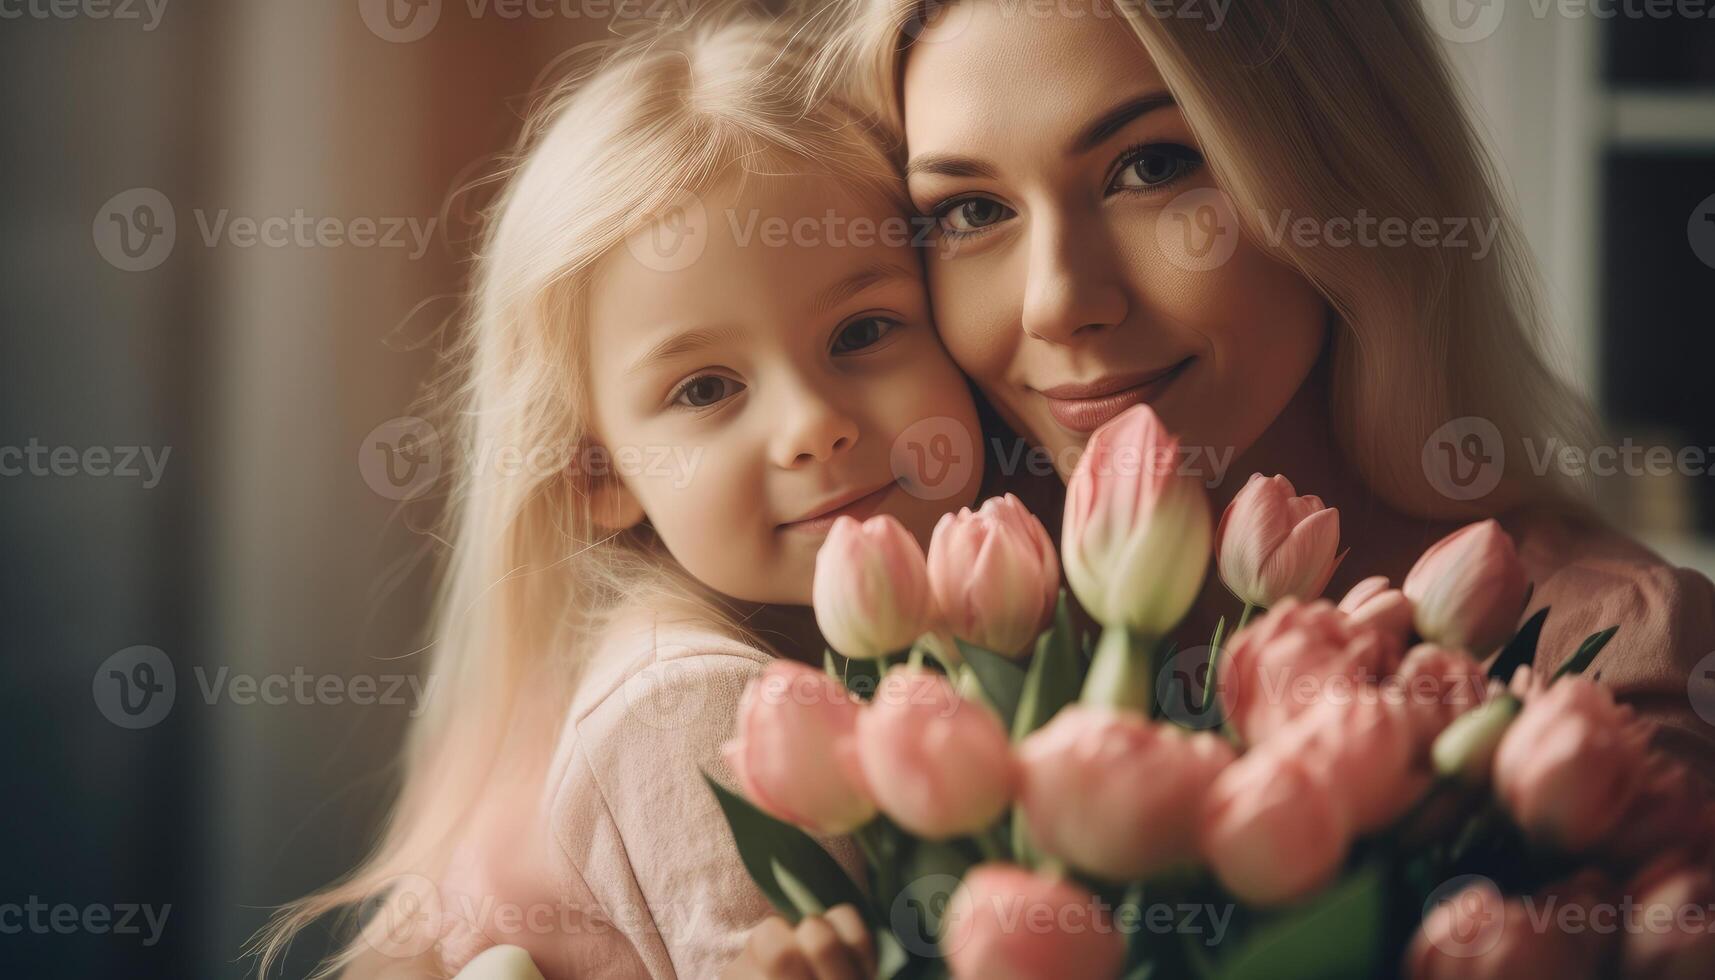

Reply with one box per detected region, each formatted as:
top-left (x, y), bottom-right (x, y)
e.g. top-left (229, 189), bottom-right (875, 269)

top-left (253, 10), bottom-right (901, 976)
top-left (822, 0), bottom-right (1600, 522)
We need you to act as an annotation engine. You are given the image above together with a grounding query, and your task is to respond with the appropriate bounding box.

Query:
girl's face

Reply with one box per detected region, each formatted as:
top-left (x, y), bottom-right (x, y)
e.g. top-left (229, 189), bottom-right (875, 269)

top-left (585, 172), bottom-right (983, 606)
top-left (901, 0), bottom-right (1327, 480)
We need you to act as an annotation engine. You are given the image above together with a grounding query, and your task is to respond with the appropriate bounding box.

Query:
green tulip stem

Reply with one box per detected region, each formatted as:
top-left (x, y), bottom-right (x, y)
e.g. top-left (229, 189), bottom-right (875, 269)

top-left (1080, 626), bottom-right (1159, 716)
top-left (1235, 602), bottom-right (1257, 636)
top-left (974, 825), bottom-right (1009, 863)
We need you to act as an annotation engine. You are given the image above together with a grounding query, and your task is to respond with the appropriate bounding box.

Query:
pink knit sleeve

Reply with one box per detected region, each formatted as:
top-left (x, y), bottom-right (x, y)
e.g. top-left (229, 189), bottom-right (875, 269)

top-left (1511, 512), bottom-right (1715, 783)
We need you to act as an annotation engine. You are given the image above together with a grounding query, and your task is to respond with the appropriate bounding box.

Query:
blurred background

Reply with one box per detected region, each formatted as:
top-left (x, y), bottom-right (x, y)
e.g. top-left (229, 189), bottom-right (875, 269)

top-left (0, 0), bottom-right (1710, 976)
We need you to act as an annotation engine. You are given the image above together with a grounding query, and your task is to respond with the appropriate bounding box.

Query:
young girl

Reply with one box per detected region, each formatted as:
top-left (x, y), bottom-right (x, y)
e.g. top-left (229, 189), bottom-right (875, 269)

top-left (255, 12), bottom-right (986, 979)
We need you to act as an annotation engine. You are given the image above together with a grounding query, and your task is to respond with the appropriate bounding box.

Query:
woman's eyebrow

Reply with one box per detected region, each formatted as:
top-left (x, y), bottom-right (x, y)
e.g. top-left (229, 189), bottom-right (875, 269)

top-left (905, 91), bottom-right (1178, 181)
top-left (1069, 91), bottom-right (1176, 154)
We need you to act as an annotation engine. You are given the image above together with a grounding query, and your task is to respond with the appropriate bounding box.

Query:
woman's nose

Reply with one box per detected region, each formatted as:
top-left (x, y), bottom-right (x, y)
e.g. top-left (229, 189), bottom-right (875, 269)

top-left (1020, 213), bottom-right (1129, 345)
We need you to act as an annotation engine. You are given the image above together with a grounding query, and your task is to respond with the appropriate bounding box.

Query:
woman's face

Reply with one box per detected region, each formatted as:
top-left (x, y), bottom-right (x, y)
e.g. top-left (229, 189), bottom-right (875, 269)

top-left (902, 0), bottom-right (1328, 481)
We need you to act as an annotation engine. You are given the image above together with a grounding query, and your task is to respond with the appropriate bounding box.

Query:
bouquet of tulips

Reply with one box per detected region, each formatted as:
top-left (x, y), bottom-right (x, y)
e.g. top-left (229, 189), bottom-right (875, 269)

top-left (708, 405), bottom-right (1715, 979)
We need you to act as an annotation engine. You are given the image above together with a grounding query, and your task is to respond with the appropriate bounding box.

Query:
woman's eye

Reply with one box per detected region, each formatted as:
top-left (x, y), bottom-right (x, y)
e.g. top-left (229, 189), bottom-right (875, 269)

top-left (672, 374), bottom-right (743, 409)
top-left (1111, 144), bottom-right (1203, 192)
top-left (831, 316), bottom-right (900, 355)
top-left (936, 197), bottom-right (1014, 236)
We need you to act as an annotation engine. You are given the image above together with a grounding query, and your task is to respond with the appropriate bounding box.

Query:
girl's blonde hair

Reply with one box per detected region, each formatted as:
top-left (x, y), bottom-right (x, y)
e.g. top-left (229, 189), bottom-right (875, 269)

top-left (822, 0), bottom-right (1600, 521)
top-left (254, 10), bottom-right (900, 976)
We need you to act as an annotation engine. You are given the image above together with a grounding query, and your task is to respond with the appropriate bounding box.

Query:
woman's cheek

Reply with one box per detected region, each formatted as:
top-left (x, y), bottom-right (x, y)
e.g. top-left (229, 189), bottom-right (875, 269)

top-left (927, 256), bottom-right (1022, 397)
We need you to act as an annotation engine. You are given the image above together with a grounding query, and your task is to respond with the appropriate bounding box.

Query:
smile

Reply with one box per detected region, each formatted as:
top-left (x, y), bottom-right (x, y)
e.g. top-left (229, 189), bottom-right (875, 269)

top-left (778, 480), bottom-right (900, 535)
top-left (1035, 358), bottom-right (1195, 434)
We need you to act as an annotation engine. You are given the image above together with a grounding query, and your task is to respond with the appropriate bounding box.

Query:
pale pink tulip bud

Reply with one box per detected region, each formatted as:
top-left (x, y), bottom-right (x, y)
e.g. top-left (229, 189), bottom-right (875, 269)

top-left (1407, 875), bottom-right (1609, 980)
top-left (1402, 520), bottom-right (1530, 655)
top-left (1392, 644), bottom-right (1489, 750)
top-left (1271, 692), bottom-right (1426, 833)
top-left (1215, 473), bottom-right (1343, 607)
top-left (1622, 858), bottom-right (1715, 979)
top-left (1200, 749), bottom-right (1351, 905)
top-left (1017, 706), bottom-right (1235, 880)
top-left (1338, 575), bottom-right (1416, 642)
top-left (722, 661), bottom-right (875, 834)
top-left (813, 514), bottom-right (933, 660)
top-left (1061, 405), bottom-right (1211, 635)
top-left (856, 668), bottom-right (1015, 839)
top-left (942, 864), bottom-right (1126, 980)
top-left (1217, 599), bottom-right (1403, 745)
top-left (1493, 676), bottom-right (1653, 852)
top-left (929, 494), bottom-right (1060, 658)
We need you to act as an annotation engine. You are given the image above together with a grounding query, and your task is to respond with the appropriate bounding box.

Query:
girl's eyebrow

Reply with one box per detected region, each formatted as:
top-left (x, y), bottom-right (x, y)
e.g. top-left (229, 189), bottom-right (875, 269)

top-left (626, 323), bottom-right (746, 376)
top-left (904, 90), bottom-right (1176, 181)
top-left (812, 261), bottom-right (915, 316)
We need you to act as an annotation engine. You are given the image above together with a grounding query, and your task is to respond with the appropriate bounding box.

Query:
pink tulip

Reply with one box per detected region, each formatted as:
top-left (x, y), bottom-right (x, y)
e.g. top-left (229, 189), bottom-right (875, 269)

top-left (1338, 575), bottom-right (1416, 642)
top-left (942, 864), bottom-right (1125, 980)
top-left (1392, 644), bottom-right (1489, 750)
top-left (1200, 749), bottom-right (1351, 905)
top-left (1270, 691), bottom-right (1426, 833)
top-left (1061, 404), bottom-right (1211, 634)
top-left (1407, 875), bottom-right (1609, 980)
top-left (1402, 520), bottom-right (1530, 655)
top-left (1493, 675), bottom-right (1653, 852)
top-left (813, 514), bottom-right (933, 660)
top-left (1017, 706), bottom-right (1235, 880)
top-left (722, 661), bottom-right (875, 834)
top-left (1217, 598), bottom-right (1403, 745)
top-left (1215, 473), bottom-right (1343, 607)
top-left (928, 494), bottom-right (1060, 658)
top-left (856, 668), bottom-right (1015, 839)
top-left (1622, 858), bottom-right (1715, 979)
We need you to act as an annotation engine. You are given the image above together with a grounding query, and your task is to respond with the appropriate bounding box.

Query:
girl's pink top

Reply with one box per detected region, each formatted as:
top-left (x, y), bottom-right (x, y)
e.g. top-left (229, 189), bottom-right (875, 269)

top-left (1502, 509), bottom-right (1715, 779)
top-left (432, 611), bottom-right (862, 980)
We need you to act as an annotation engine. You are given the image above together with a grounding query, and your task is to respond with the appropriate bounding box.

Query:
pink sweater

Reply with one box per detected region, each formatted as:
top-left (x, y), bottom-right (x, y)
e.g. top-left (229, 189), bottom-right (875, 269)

top-left (433, 610), bottom-right (862, 980)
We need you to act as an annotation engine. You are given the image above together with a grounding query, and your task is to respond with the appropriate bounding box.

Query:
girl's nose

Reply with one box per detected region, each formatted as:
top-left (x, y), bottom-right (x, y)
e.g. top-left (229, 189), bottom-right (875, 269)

top-left (770, 383), bottom-right (860, 469)
top-left (1020, 213), bottom-right (1129, 345)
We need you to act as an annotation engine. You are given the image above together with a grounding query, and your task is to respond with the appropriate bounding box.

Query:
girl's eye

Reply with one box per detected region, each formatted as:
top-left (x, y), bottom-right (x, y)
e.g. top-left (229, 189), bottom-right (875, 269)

top-left (831, 316), bottom-right (901, 355)
top-left (1110, 143), bottom-right (1204, 192)
top-left (935, 197), bottom-right (1014, 236)
top-left (672, 374), bottom-right (744, 409)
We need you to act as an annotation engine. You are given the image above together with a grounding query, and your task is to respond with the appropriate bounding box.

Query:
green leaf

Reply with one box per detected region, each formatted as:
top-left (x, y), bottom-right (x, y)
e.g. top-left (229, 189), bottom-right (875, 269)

top-left (704, 775), bottom-right (867, 923)
top-left (1012, 594), bottom-right (1084, 740)
top-left (1553, 625), bottom-right (1618, 681)
top-left (956, 639), bottom-right (1027, 728)
top-left (772, 859), bottom-right (828, 918)
top-left (1210, 863), bottom-right (1387, 980)
top-left (1487, 606), bottom-right (1549, 682)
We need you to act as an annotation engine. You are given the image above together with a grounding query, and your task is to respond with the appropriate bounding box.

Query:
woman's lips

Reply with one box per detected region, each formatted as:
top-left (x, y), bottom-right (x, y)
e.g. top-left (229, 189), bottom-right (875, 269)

top-left (1037, 359), bottom-right (1194, 434)
top-left (779, 480), bottom-right (899, 535)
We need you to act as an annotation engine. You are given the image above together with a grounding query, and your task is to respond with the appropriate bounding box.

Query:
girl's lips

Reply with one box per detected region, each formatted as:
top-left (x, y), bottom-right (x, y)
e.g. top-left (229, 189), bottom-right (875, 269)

top-left (779, 481), bottom-right (899, 535)
top-left (1038, 359), bottom-right (1194, 434)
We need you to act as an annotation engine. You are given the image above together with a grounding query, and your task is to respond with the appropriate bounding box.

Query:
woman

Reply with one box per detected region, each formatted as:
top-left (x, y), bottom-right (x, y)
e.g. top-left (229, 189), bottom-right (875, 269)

top-left (725, 0), bottom-right (1715, 974)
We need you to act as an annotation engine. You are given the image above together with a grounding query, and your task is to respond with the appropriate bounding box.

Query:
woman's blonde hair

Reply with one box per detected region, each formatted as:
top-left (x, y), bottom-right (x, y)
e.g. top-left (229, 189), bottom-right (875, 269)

top-left (253, 10), bottom-right (900, 976)
top-left (822, 0), bottom-right (1600, 521)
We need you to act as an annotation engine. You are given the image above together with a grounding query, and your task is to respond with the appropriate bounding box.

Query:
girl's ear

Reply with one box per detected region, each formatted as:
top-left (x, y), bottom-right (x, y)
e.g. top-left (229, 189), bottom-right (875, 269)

top-left (587, 474), bottom-right (646, 531)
